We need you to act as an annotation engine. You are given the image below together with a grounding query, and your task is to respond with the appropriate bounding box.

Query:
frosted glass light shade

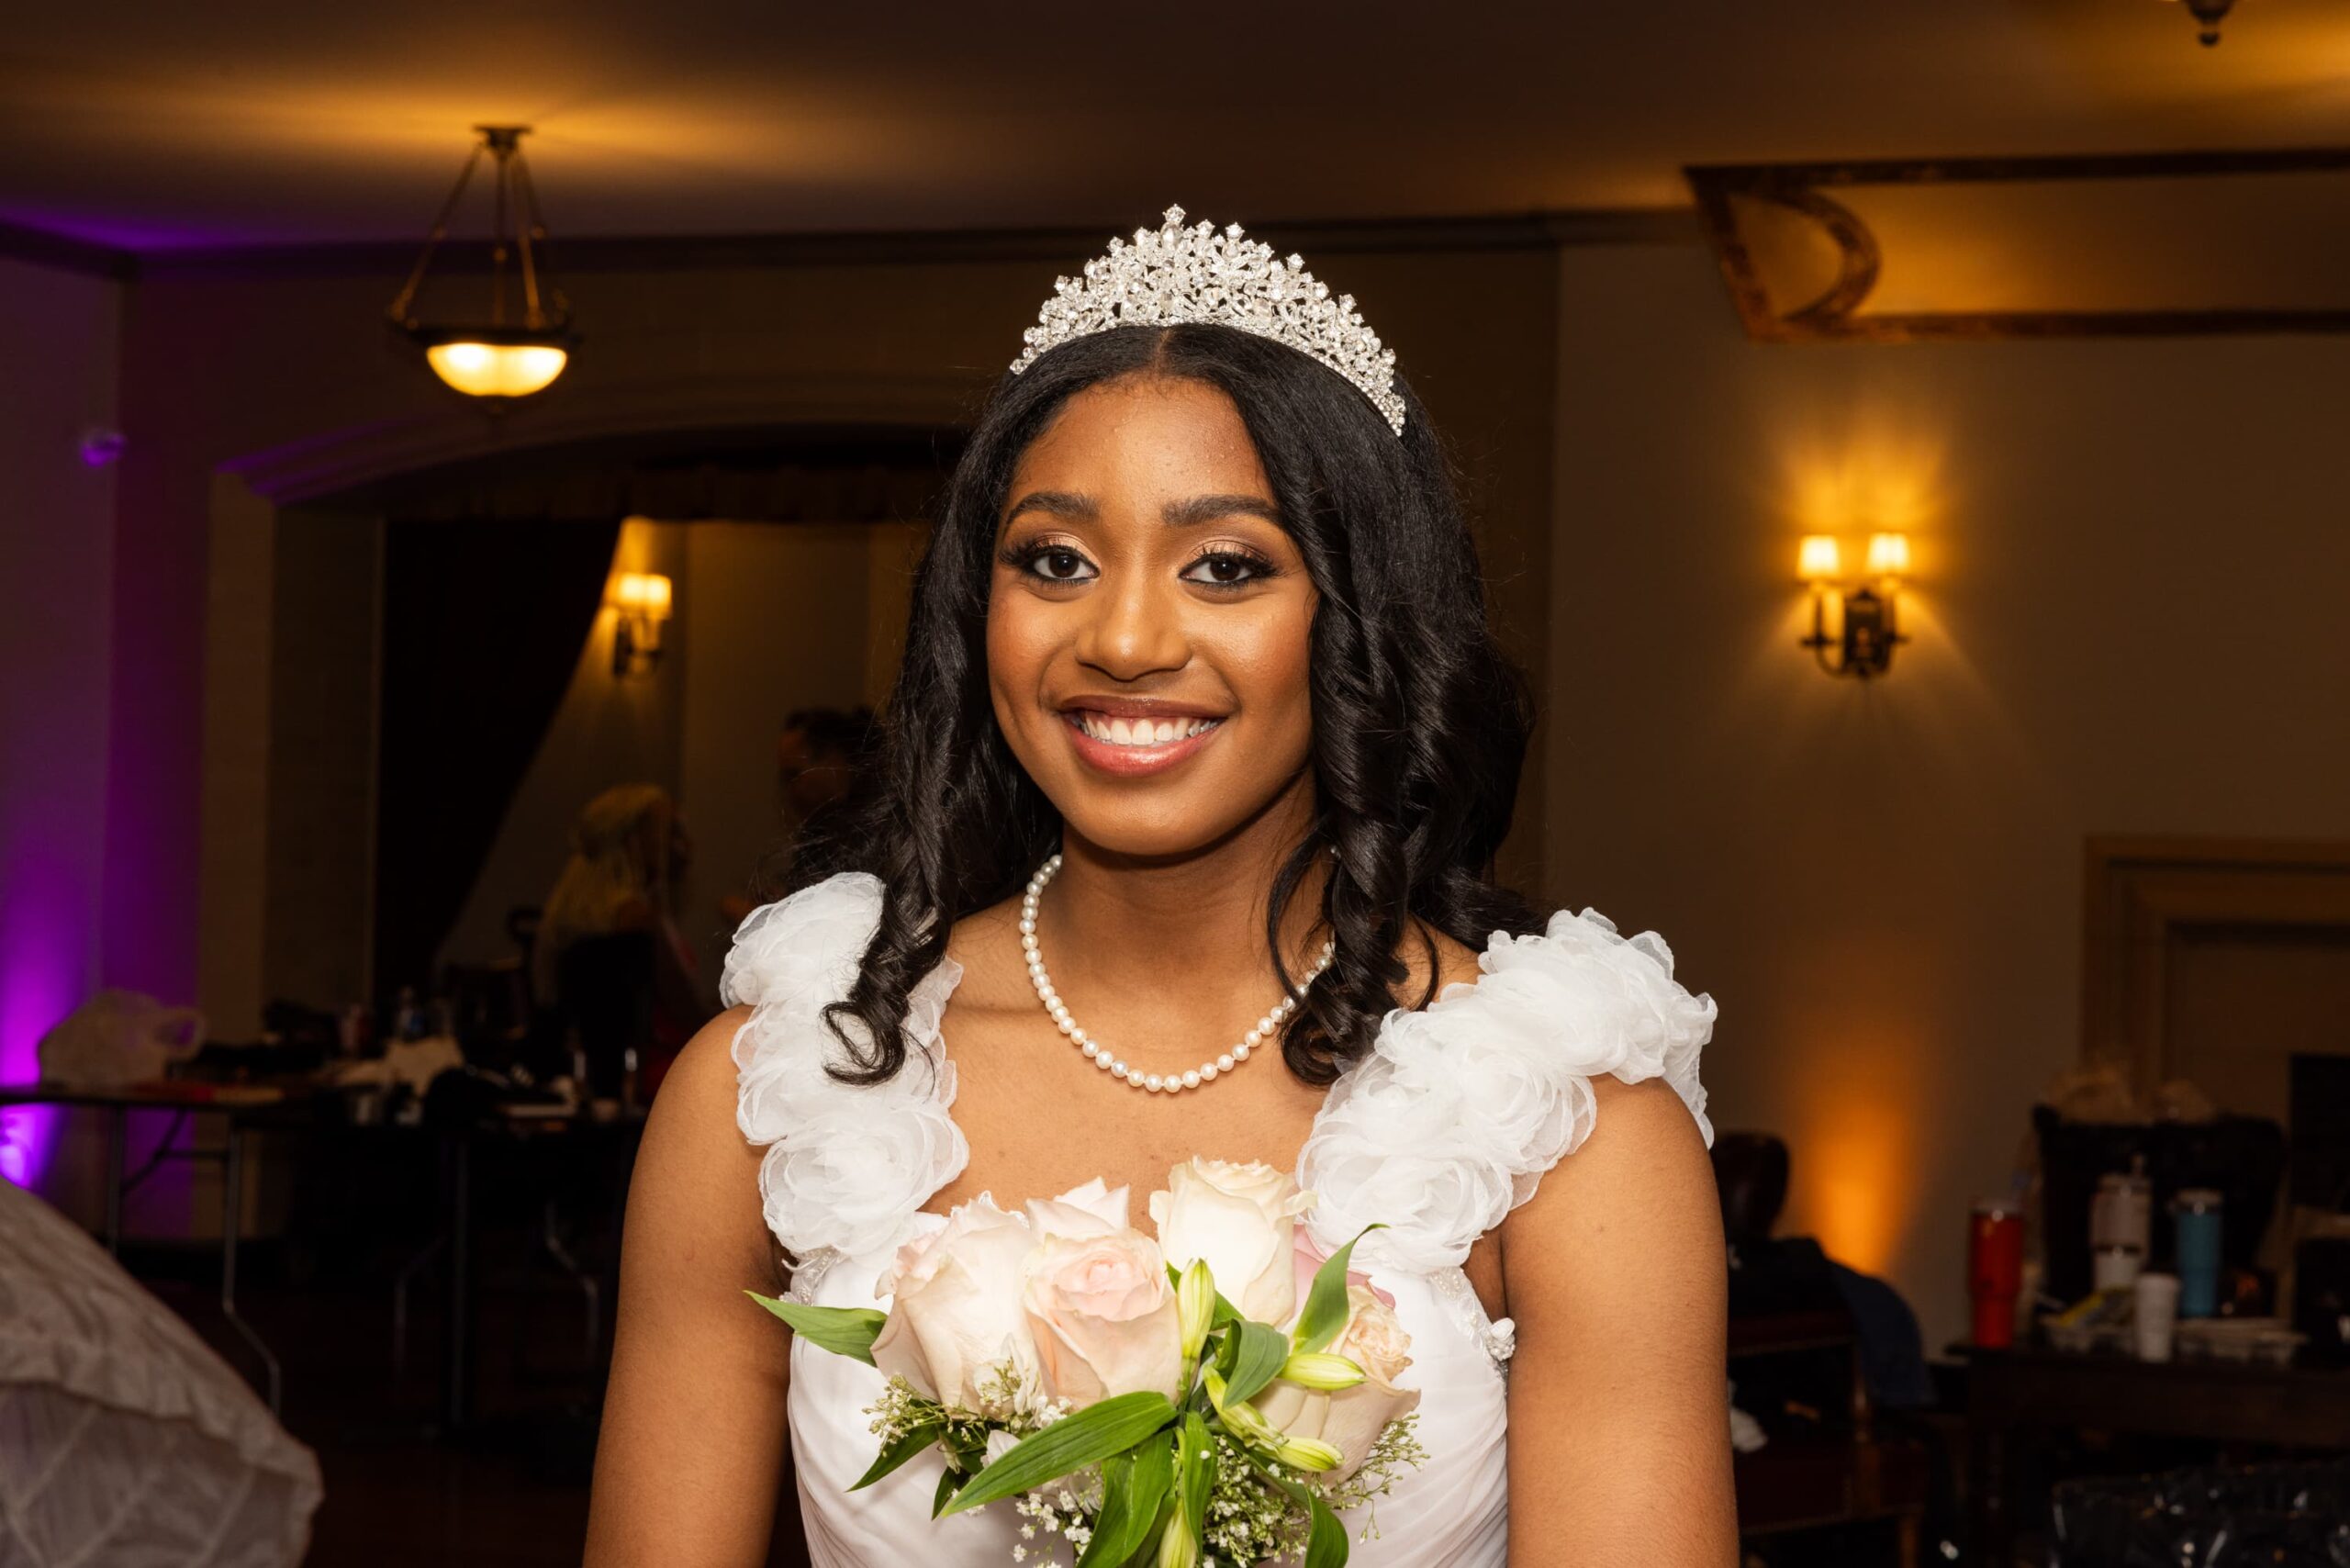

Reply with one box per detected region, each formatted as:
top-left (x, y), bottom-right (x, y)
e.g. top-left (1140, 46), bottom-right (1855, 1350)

top-left (424, 340), bottom-right (569, 398)
top-left (1798, 534), bottom-right (1842, 582)
top-left (612, 572), bottom-right (673, 617)
top-left (1866, 532), bottom-right (1911, 577)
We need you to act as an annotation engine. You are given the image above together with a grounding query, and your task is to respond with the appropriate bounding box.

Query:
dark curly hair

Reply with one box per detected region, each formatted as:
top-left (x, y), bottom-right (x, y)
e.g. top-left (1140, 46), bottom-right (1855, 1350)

top-left (790, 321), bottom-right (1539, 1086)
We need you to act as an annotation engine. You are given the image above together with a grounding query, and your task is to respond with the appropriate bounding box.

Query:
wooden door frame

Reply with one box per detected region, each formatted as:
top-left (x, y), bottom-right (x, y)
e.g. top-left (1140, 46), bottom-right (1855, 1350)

top-left (2082, 836), bottom-right (2350, 1096)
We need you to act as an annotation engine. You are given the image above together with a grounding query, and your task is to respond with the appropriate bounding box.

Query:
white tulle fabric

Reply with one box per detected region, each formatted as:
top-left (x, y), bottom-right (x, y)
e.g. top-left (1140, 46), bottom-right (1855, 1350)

top-left (730, 874), bottom-right (1716, 1567)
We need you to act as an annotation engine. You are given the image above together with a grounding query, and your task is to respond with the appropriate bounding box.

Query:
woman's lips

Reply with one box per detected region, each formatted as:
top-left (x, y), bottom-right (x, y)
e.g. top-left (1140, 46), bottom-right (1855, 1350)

top-left (1058, 710), bottom-right (1225, 778)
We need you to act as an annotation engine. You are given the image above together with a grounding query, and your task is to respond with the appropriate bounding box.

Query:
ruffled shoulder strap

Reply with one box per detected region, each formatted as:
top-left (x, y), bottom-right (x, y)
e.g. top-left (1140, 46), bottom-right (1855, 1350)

top-left (1300, 908), bottom-right (1715, 1274)
top-left (725, 872), bottom-right (967, 1266)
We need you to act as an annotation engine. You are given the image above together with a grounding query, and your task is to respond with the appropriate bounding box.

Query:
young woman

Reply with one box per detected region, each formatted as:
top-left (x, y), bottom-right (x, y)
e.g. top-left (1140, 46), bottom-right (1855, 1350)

top-left (587, 210), bottom-right (1735, 1566)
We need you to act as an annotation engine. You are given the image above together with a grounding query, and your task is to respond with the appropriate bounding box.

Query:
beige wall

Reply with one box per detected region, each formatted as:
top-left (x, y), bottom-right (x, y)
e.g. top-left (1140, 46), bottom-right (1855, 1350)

top-left (0, 256), bottom-right (120, 1201)
top-left (1548, 241), bottom-right (2350, 1351)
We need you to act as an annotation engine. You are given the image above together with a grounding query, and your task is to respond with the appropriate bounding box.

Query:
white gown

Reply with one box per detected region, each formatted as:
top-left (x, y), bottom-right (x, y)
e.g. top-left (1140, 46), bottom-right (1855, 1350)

top-left (726, 873), bottom-right (1715, 1567)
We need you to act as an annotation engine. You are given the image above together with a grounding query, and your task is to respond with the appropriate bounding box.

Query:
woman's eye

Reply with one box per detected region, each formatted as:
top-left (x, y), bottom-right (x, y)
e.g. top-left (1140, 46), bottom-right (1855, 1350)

top-left (1181, 551), bottom-right (1271, 588)
top-left (1024, 545), bottom-right (1096, 583)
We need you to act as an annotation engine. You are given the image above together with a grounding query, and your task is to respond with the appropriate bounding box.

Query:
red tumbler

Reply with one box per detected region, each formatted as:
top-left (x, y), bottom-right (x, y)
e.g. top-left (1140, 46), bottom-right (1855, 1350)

top-left (1968, 1199), bottom-right (2026, 1349)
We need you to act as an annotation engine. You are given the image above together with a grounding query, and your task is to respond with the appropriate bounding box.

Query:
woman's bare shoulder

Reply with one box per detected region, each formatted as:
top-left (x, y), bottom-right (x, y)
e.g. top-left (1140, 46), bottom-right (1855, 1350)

top-left (643, 1008), bottom-right (759, 1206)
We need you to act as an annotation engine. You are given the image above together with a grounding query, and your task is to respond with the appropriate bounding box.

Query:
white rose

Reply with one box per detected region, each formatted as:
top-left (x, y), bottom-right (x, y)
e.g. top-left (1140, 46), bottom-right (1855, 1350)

top-left (1022, 1230), bottom-right (1183, 1406)
top-left (1024, 1176), bottom-right (1131, 1240)
top-left (870, 1195), bottom-right (1038, 1417)
top-left (1147, 1159), bottom-right (1315, 1326)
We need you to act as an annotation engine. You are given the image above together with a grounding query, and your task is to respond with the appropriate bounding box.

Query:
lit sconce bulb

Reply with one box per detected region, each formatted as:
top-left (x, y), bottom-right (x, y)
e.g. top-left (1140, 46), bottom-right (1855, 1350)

top-left (609, 571), bottom-right (675, 677)
top-left (1798, 535), bottom-right (1842, 583)
top-left (1865, 532), bottom-right (1911, 578)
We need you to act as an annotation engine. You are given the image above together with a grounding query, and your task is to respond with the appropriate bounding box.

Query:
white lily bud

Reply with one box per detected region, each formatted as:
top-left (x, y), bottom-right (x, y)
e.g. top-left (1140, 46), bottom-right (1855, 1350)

top-left (1214, 1394), bottom-right (1283, 1449)
top-left (1156, 1513), bottom-right (1200, 1568)
top-left (1277, 1436), bottom-right (1344, 1473)
top-left (1178, 1260), bottom-right (1215, 1362)
top-left (1277, 1351), bottom-right (1365, 1391)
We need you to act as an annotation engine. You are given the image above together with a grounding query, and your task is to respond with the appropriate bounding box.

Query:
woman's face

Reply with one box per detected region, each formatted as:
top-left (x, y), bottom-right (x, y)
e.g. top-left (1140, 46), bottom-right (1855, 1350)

top-left (987, 374), bottom-right (1318, 861)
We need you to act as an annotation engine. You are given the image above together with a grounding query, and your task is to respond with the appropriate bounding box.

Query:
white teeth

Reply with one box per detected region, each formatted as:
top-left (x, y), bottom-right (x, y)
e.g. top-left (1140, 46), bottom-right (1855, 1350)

top-left (1073, 712), bottom-right (1224, 745)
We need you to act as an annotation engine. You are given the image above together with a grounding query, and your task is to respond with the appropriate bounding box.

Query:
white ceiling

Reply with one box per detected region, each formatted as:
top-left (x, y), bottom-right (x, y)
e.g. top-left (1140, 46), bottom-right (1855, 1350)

top-left (5, 0), bottom-right (2347, 252)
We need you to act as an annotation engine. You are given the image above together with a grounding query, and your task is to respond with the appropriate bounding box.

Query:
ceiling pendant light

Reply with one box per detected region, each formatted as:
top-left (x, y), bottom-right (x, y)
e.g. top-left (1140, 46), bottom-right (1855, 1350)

top-left (2165, 0), bottom-right (2236, 47)
top-left (388, 126), bottom-right (576, 399)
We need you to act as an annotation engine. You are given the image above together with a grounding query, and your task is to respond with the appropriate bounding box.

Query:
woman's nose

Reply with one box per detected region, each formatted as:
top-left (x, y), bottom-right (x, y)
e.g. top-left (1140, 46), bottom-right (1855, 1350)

top-left (1074, 573), bottom-right (1188, 681)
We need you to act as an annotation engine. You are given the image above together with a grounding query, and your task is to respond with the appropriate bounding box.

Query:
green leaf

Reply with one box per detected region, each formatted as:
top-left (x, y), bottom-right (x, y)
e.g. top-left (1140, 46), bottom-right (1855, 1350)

top-left (1076, 1433), bottom-right (1172, 1568)
top-left (1221, 1320), bottom-right (1292, 1407)
top-left (1177, 1412), bottom-right (1214, 1540)
top-left (938, 1391), bottom-right (1177, 1517)
top-left (1303, 1490), bottom-right (1350, 1568)
top-left (1291, 1226), bottom-right (1383, 1354)
top-left (931, 1462), bottom-right (966, 1518)
top-left (745, 1291), bottom-right (888, 1365)
top-left (852, 1422), bottom-right (943, 1490)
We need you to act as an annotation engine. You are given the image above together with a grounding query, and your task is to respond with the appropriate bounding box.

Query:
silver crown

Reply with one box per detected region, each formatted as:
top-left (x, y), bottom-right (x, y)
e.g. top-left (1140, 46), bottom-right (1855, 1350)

top-left (1009, 206), bottom-right (1405, 435)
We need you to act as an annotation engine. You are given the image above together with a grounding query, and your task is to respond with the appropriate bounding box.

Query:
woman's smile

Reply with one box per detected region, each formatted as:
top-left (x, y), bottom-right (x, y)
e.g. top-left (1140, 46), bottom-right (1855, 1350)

top-left (1058, 700), bottom-right (1227, 777)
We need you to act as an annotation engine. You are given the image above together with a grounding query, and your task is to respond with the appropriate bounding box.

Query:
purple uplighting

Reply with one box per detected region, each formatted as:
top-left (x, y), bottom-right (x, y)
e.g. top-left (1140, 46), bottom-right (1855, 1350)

top-left (0, 849), bottom-right (80, 1187)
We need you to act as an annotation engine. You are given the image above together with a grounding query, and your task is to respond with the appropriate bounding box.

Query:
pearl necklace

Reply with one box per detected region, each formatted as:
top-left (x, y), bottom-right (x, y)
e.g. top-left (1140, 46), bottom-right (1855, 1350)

top-left (1020, 854), bottom-right (1336, 1095)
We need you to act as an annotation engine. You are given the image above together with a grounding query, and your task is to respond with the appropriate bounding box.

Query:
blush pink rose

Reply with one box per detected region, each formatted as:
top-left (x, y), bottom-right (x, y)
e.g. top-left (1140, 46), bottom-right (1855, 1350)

top-left (1256, 1285), bottom-right (1419, 1481)
top-left (869, 1195), bottom-right (1038, 1417)
top-left (1021, 1230), bottom-right (1182, 1407)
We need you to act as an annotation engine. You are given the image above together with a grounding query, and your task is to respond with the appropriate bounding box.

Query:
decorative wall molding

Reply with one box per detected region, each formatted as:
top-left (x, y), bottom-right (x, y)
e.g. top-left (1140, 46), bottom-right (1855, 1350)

top-left (2080, 835), bottom-right (2350, 1097)
top-left (1688, 149), bottom-right (2350, 342)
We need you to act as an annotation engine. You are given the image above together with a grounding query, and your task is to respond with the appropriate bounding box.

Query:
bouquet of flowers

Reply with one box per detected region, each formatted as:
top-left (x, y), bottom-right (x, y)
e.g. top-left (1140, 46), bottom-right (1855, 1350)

top-left (754, 1158), bottom-right (1425, 1567)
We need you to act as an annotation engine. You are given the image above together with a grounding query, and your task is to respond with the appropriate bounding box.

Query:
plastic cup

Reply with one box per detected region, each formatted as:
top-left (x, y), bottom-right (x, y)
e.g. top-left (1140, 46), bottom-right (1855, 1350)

top-left (2133, 1272), bottom-right (2180, 1362)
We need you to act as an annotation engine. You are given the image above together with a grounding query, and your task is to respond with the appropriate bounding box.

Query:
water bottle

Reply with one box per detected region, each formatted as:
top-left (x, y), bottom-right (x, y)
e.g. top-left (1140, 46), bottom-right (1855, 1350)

top-left (2171, 1187), bottom-right (2224, 1319)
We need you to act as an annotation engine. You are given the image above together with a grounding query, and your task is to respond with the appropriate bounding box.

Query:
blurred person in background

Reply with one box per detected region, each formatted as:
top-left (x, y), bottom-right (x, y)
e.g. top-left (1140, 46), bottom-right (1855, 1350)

top-left (720, 707), bottom-right (877, 926)
top-left (535, 783), bottom-right (710, 1100)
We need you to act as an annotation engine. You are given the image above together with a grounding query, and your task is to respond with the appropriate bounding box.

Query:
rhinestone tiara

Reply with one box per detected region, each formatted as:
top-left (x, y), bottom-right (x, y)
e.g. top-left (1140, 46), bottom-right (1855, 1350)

top-left (1008, 205), bottom-right (1405, 435)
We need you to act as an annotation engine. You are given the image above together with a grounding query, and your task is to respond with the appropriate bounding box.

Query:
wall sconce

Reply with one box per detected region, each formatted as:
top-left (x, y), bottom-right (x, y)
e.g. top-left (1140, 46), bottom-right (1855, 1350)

top-left (610, 572), bottom-right (672, 677)
top-left (1797, 532), bottom-right (1910, 679)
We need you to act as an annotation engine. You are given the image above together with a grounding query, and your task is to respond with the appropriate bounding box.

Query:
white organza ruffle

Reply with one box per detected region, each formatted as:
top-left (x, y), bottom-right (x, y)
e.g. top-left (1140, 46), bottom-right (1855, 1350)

top-left (730, 880), bottom-right (1714, 1282)
top-left (725, 873), bottom-right (967, 1262)
top-left (1299, 908), bottom-right (1716, 1273)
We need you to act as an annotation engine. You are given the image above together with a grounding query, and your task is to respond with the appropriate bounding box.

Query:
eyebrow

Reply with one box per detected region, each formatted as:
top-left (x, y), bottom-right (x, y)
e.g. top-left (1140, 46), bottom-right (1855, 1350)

top-left (1001, 490), bottom-right (1283, 529)
top-left (1162, 493), bottom-right (1281, 528)
top-left (1002, 490), bottom-right (1097, 523)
